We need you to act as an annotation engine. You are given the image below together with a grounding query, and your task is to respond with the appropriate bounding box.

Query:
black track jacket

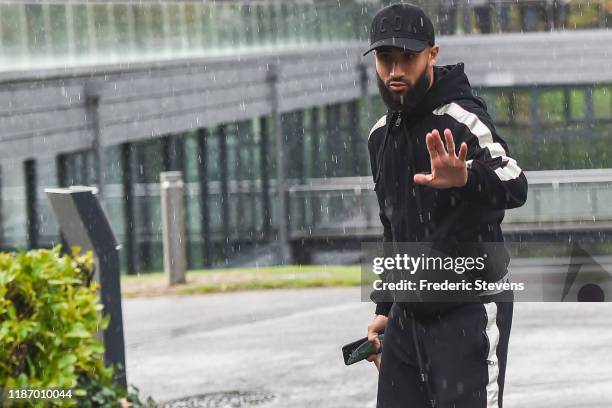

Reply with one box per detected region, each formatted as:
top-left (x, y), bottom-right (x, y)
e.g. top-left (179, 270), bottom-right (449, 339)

top-left (368, 62), bottom-right (528, 316)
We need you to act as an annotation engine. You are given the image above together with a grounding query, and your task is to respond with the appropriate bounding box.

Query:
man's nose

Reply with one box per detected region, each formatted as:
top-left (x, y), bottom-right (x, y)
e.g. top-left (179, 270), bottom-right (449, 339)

top-left (389, 58), bottom-right (402, 76)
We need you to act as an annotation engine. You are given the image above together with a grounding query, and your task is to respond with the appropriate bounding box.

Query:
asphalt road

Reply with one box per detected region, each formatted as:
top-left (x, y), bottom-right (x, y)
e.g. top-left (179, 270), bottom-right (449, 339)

top-left (123, 287), bottom-right (612, 407)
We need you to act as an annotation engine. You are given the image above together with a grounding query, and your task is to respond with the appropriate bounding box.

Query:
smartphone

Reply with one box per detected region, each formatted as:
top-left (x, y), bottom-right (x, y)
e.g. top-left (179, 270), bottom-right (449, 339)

top-left (341, 330), bottom-right (385, 366)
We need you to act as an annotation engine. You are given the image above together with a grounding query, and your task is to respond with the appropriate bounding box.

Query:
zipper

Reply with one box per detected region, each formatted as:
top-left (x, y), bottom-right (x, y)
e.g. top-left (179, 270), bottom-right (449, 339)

top-left (403, 117), bottom-right (426, 226)
top-left (377, 111), bottom-right (430, 237)
top-left (374, 110), bottom-right (400, 188)
top-left (395, 112), bottom-right (402, 127)
top-left (411, 317), bottom-right (436, 407)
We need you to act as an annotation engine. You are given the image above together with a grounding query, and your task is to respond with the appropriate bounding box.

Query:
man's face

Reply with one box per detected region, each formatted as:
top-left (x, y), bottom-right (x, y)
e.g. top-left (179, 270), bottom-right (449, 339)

top-left (374, 45), bottom-right (437, 112)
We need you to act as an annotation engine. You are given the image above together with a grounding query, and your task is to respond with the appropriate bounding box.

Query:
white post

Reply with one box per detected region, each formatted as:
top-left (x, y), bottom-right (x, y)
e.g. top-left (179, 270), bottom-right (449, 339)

top-left (160, 171), bottom-right (187, 285)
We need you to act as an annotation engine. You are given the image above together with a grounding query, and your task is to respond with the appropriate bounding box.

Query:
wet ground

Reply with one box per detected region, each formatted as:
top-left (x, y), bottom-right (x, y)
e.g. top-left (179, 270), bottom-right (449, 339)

top-left (123, 287), bottom-right (612, 408)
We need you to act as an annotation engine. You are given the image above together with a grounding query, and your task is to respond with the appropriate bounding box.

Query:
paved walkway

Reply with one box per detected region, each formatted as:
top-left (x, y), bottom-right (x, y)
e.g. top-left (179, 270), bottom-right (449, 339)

top-left (123, 287), bottom-right (612, 407)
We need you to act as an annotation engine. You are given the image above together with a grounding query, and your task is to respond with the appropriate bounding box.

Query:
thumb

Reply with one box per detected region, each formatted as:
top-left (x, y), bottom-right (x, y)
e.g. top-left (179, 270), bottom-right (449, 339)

top-left (371, 335), bottom-right (381, 351)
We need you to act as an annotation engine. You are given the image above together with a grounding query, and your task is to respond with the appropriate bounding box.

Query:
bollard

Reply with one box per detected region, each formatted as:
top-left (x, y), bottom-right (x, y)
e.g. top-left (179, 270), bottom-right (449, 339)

top-left (45, 186), bottom-right (127, 389)
top-left (160, 171), bottom-right (187, 285)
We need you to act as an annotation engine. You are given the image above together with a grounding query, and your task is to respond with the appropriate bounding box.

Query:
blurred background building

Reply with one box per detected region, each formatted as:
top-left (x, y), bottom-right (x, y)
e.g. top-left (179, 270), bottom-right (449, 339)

top-left (0, 0), bottom-right (611, 273)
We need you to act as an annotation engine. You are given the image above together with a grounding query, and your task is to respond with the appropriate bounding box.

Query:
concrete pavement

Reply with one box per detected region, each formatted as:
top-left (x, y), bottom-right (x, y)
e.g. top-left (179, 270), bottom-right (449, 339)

top-left (122, 287), bottom-right (612, 407)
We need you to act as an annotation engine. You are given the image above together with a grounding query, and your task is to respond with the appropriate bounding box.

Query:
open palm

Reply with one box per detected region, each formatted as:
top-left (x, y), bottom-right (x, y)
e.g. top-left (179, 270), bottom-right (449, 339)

top-left (413, 128), bottom-right (468, 189)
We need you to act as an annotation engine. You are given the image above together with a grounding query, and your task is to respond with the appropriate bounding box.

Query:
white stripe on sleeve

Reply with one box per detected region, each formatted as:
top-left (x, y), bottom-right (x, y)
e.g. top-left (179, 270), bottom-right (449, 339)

top-left (433, 102), bottom-right (522, 181)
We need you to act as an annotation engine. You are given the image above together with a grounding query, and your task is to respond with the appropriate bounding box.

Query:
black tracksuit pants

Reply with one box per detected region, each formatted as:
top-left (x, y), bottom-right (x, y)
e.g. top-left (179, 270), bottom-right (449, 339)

top-left (377, 301), bottom-right (513, 408)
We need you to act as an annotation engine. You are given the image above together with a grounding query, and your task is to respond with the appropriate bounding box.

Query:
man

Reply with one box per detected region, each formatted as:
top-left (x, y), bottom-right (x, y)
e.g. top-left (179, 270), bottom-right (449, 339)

top-left (361, 3), bottom-right (528, 408)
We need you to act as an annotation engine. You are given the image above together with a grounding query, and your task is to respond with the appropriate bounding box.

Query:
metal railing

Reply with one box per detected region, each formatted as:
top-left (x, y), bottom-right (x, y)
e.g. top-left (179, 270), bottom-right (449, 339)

top-left (286, 169), bottom-right (612, 234)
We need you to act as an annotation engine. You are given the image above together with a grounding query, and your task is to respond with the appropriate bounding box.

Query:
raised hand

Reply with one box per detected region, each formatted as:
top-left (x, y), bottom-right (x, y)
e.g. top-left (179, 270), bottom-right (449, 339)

top-left (413, 128), bottom-right (468, 189)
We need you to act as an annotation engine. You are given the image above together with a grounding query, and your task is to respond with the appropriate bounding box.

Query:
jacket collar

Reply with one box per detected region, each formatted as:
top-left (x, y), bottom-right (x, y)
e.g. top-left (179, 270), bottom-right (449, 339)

top-left (386, 62), bottom-right (485, 123)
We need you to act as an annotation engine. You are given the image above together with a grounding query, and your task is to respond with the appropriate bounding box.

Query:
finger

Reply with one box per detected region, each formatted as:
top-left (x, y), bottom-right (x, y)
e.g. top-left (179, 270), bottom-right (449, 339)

top-left (431, 129), bottom-right (447, 156)
top-left (444, 128), bottom-right (456, 156)
top-left (372, 336), bottom-right (381, 350)
top-left (458, 142), bottom-right (468, 162)
top-left (366, 348), bottom-right (380, 362)
top-left (414, 173), bottom-right (433, 185)
top-left (374, 355), bottom-right (381, 371)
top-left (425, 133), bottom-right (437, 159)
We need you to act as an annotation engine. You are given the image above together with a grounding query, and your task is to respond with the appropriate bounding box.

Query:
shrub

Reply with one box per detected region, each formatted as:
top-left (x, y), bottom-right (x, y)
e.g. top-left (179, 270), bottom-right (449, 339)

top-left (0, 246), bottom-right (156, 407)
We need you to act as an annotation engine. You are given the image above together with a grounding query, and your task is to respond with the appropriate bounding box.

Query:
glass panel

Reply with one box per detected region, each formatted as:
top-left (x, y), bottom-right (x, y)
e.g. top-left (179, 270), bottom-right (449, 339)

top-left (184, 3), bottom-right (203, 52)
top-left (133, 4), bottom-right (152, 57)
top-left (70, 4), bottom-right (90, 61)
top-left (91, 4), bottom-right (113, 60)
top-left (0, 161), bottom-right (27, 249)
top-left (593, 85), bottom-right (611, 118)
top-left (0, 0), bottom-right (610, 71)
top-left (0, 4), bottom-right (27, 66)
top-left (570, 88), bottom-right (586, 119)
top-left (540, 90), bottom-right (565, 124)
top-left (48, 5), bottom-right (68, 59)
top-left (25, 4), bottom-right (46, 56)
top-left (113, 4), bottom-right (132, 57)
top-left (512, 91), bottom-right (533, 126)
top-left (149, 4), bottom-right (165, 55)
top-left (164, 3), bottom-right (185, 53)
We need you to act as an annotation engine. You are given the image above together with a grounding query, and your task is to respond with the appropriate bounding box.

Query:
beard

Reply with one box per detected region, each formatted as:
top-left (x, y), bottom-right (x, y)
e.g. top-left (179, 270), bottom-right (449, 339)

top-left (376, 66), bottom-right (431, 113)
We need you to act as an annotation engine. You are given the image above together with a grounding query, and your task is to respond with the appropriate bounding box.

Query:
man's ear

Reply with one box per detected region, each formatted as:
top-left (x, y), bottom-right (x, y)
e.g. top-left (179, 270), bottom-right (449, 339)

top-left (429, 45), bottom-right (439, 67)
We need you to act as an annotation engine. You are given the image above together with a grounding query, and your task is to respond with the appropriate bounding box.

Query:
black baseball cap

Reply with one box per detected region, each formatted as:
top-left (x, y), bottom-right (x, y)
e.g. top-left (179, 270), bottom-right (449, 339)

top-left (363, 2), bottom-right (435, 56)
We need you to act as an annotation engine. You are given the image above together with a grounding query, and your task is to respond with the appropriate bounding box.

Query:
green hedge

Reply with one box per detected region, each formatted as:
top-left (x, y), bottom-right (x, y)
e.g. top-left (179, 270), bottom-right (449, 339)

top-left (0, 246), bottom-right (155, 407)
